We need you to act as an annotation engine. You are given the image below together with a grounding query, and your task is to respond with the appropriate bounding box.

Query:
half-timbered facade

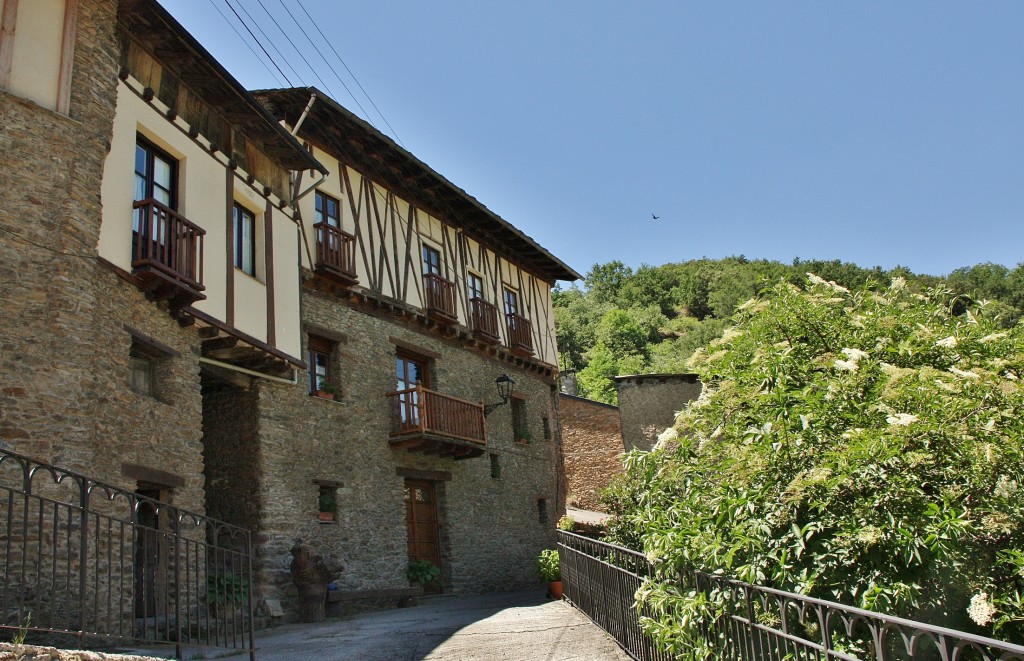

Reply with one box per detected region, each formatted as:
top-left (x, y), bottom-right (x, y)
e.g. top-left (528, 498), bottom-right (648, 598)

top-left (199, 87), bottom-right (581, 609)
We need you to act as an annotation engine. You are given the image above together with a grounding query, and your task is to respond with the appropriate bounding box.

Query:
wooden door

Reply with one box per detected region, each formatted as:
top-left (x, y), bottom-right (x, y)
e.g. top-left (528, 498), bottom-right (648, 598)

top-left (134, 487), bottom-right (164, 618)
top-left (404, 480), bottom-right (441, 592)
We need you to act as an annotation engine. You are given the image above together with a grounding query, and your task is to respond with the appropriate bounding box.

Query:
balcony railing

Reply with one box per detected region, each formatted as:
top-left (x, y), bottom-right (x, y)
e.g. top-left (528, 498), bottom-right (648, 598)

top-left (131, 198), bottom-right (205, 306)
top-left (313, 222), bottom-right (358, 286)
top-left (423, 273), bottom-right (457, 324)
top-left (506, 312), bottom-right (534, 356)
top-left (470, 298), bottom-right (500, 343)
top-left (386, 384), bottom-right (487, 459)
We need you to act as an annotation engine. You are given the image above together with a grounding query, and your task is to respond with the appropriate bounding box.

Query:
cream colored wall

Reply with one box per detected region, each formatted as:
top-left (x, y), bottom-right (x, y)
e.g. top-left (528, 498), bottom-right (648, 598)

top-left (296, 152), bottom-right (559, 365)
top-left (5, 0), bottom-right (63, 111)
top-left (100, 78), bottom-right (302, 359)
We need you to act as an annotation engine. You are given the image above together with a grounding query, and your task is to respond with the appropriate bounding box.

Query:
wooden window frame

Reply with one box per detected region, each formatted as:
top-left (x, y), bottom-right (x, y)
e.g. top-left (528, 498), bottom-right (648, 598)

top-left (314, 190), bottom-right (341, 228)
top-left (233, 203), bottom-right (256, 276)
top-left (308, 335), bottom-right (334, 395)
top-left (503, 287), bottom-right (519, 316)
top-left (422, 244), bottom-right (442, 277)
top-left (135, 136), bottom-right (177, 209)
top-left (511, 396), bottom-right (529, 444)
top-left (468, 272), bottom-right (485, 302)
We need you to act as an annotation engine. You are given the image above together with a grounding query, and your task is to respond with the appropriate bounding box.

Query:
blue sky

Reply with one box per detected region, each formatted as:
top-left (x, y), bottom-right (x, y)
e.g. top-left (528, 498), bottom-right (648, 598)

top-left (162, 1), bottom-right (1023, 280)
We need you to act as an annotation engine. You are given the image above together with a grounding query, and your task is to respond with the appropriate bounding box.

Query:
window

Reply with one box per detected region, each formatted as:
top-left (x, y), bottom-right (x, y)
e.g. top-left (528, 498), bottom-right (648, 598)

top-left (543, 416), bottom-right (551, 440)
top-left (127, 331), bottom-right (176, 400)
top-left (130, 356), bottom-right (154, 396)
top-left (512, 397), bottom-right (529, 443)
top-left (489, 454), bottom-right (501, 479)
top-left (133, 138), bottom-right (177, 254)
top-left (308, 335), bottom-right (334, 395)
top-left (317, 484), bottom-right (337, 522)
top-left (537, 498), bottom-right (549, 525)
top-left (468, 273), bottom-right (485, 302)
top-left (396, 351), bottom-right (430, 427)
top-left (233, 203), bottom-right (256, 276)
top-left (503, 288), bottom-right (519, 316)
top-left (314, 190), bottom-right (340, 228)
top-left (422, 245), bottom-right (442, 276)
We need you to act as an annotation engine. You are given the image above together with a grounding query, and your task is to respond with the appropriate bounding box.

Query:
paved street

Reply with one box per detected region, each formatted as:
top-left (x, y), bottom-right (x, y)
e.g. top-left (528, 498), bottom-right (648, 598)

top-left (247, 591), bottom-right (631, 661)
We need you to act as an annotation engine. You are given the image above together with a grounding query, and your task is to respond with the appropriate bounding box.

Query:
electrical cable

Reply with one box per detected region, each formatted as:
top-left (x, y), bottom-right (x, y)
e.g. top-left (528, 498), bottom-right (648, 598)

top-left (275, 0), bottom-right (376, 131)
top-left (234, 0), bottom-right (306, 86)
top-left (222, 0), bottom-right (294, 86)
top-left (205, 0), bottom-right (287, 87)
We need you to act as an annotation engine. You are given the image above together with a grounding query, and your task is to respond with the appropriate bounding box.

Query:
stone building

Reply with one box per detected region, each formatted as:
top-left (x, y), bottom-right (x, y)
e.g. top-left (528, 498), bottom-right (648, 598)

top-left (559, 394), bottom-right (625, 512)
top-left (614, 374), bottom-right (702, 452)
top-left (1, 0), bottom-right (578, 622)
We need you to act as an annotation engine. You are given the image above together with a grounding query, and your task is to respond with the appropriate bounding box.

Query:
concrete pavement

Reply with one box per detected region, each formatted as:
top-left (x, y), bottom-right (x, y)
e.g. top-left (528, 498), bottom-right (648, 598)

top-left (119, 590), bottom-right (632, 661)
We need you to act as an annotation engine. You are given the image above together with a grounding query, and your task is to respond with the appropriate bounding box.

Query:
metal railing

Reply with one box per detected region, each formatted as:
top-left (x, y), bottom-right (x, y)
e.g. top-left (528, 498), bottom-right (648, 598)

top-left (558, 530), bottom-right (1024, 661)
top-left (506, 312), bottom-right (533, 354)
top-left (469, 297), bottom-right (500, 342)
top-left (423, 273), bottom-right (457, 323)
top-left (559, 531), bottom-right (669, 661)
top-left (132, 198), bottom-right (205, 290)
top-left (0, 449), bottom-right (256, 660)
top-left (313, 221), bottom-right (357, 283)
top-left (386, 384), bottom-right (487, 445)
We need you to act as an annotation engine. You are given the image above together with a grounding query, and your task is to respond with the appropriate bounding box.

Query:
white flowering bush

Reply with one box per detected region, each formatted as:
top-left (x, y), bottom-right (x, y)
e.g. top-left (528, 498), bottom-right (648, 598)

top-left (603, 275), bottom-right (1024, 654)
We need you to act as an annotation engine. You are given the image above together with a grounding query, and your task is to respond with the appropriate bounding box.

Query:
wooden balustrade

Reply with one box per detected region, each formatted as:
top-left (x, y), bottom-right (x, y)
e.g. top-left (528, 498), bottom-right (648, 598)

top-left (386, 385), bottom-right (487, 457)
top-left (423, 274), bottom-right (457, 324)
top-left (470, 298), bottom-right (500, 343)
top-left (131, 198), bottom-right (205, 306)
top-left (313, 222), bottom-right (358, 286)
top-left (506, 313), bottom-right (534, 356)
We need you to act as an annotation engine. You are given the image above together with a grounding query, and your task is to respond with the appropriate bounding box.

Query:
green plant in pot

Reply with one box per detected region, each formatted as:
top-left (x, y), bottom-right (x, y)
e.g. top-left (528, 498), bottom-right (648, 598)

top-left (407, 560), bottom-right (441, 588)
top-left (537, 549), bottom-right (562, 599)
top-left (318, 491), bottom-right (337, 521)
top-left (317, 381), bottom-right (342, 400)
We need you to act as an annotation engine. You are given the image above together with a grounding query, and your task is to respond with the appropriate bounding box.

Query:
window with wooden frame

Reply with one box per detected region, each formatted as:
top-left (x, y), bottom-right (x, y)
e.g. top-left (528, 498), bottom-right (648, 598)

top-left (233, 203), bottom-right (256, 276)
top-left (314, 191), bottom-right (341, 228)
top-left (468, 273), bottom-right (485, 302)
top-left (133, 137), bottom-right (177, 259)
top-left (308, 335), bottom-right (336, 397)
top-left (503, 287), bottom-right (519, 317)
top-left (395, 350), bottom-right (430, 428)
top-left (422, 245), bottom-right (442, 276)
top-left (511, 396), bottom-right (529, 444)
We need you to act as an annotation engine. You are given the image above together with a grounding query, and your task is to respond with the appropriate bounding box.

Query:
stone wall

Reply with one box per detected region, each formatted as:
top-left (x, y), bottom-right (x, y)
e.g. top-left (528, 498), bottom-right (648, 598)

top-left (559, 395), bottom-right (624, 512)
top-left (0, 0), bottom-right (206, 514)
top-left (200, 287), bottom-right (561, 617)
top-left (615, 374), bottom-right (702, 452)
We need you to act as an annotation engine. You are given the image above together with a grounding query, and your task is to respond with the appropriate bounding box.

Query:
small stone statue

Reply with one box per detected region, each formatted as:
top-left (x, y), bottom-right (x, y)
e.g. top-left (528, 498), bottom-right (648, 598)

top-left (290, 542), bottom-right (341, 622)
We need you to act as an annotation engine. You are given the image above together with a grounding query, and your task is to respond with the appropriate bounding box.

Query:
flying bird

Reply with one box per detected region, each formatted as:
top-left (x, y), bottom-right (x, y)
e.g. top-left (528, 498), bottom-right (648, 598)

top-left (651, 213), bottom-right (660, 220)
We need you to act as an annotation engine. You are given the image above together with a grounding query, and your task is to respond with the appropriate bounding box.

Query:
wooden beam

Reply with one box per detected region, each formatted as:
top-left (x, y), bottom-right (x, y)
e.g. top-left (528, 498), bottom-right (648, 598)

top-left (55, 0), bottom-right (77, 114)
top-left (0, 0), bottom-right (19, 90)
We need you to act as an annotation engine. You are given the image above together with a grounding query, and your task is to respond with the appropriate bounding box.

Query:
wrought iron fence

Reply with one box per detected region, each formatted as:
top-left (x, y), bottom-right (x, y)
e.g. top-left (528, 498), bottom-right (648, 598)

top-left (559, 530), bottom-right (670, 661)
top-left (558, 530), bottom-right (1024, 661)
top-left (0, 448), bottom-right (256, 660)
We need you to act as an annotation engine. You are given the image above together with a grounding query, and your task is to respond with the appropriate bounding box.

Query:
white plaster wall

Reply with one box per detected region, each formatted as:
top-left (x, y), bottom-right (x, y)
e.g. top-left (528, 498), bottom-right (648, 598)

top-left (7, 0), bottom-right (63, 110)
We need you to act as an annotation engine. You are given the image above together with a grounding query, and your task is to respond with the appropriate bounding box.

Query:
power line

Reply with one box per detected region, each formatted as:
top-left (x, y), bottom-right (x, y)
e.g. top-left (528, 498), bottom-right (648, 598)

top-left (275, 0), bottom-right (376, 131)
top-left (234, 0), bottom-right (305, 86)
top-left (222, 0), bottom-right (293, 86)
top-left (294, 0), bottom-right (405, 148)
top-left (205, 0), bottom-right (287, 87)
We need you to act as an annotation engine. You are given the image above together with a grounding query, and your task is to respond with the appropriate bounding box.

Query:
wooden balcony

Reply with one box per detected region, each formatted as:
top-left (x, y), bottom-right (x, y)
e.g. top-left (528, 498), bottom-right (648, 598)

top-left (131, 199), bottom-right (205, 307)
top-left (470, 298), bottom-right (500, 344)
top-left (423, 274), bottom-right (457, 325)
top-left (506, 313), bottom-right (534, 357)
top-left (387, 384), bottom-right (487, 459)
top-left (313, 222), bottom-right (358, 287)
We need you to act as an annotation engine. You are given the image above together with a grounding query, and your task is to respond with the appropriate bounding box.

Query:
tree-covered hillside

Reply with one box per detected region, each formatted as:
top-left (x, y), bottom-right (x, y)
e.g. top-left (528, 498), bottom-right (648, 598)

top-left (555, 257), bottom-right (1024, 403)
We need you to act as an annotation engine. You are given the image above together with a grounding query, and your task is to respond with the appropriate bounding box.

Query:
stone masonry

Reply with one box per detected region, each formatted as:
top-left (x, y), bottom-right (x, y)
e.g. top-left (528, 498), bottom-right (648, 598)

top-left (614, 374), bottom-right (703, 452)
top-left (559, 394), bottom-right (625, 512)
top-left (201, 286), bottom-right (561, 616)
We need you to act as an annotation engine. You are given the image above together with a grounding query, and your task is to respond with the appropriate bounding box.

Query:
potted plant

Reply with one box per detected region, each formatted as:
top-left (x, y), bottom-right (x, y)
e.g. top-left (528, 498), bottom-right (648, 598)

top-left (318, 491), bottom-right (336, 522)
top-left (537, 549), bottom-right (562, 599)
top-left (316, 381), bottom-right (342, 401)
top-left (207, 571), bottom-right (249, 617)
top-left (515, 428), bottom-right (532, 444)
top-left (407, 560), bottom-right (440, 588)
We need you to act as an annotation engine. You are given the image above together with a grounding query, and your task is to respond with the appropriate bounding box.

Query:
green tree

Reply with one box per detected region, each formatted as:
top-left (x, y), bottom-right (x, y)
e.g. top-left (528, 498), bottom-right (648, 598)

top-left (584, 260), bottom-right (633, 305)
top-left (576, 342), bottom-right (619, 404)
top-left (605, 275), bottom-right (1024, 655)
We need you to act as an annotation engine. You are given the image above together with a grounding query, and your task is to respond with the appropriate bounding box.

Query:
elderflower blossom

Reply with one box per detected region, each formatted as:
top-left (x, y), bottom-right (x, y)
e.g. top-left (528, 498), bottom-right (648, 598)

top-left (967, 592), bottom-right (996, 627)
top-left (886, 413), bottom-right (918, 427)
top-left (935, 336), bottom-right (958, 348)
top-left (890, 276), bottom-right (907, 291)
top-left (835, 347), bottom-right (868, 372)
top-left (656, 427), bottom-right (679, 446)
top-left (806, 273), bottom-right (850, 294)
top-left (949, 367), bottom-right (980, 380)
top-left (981, 332), bottom-right (1008, 344)
top-left (994, 476), bottom-right (1018, 499)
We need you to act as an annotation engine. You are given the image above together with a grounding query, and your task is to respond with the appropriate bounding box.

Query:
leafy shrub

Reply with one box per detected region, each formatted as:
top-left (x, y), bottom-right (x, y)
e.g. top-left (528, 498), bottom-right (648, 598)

top-left (537, 549), bottom-right (561, 582)
top-left (606, 275), bottom-right (1024, 650)
top-left (407, 560), bottom-right (440, 586)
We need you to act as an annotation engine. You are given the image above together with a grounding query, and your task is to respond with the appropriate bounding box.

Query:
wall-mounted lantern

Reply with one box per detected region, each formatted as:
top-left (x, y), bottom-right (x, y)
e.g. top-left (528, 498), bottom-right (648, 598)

top-left (483, 374), bottom-right (515, 415)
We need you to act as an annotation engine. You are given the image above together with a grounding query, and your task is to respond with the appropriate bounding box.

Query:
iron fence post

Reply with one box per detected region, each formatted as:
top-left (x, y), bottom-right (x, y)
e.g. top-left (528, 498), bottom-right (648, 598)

top-left (173, 510), bottom-right (182, 660)
top-left (78, 478), bottom-right (90, 649)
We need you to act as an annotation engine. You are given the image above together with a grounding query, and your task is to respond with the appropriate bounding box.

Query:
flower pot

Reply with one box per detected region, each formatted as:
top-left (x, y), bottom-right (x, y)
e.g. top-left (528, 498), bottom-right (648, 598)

top-left (548, 580), bottom-right (563, 599)
top-left (318, 512), bottom-right (335, 522)
top-left (315, 391), bottom-right (335, 401)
